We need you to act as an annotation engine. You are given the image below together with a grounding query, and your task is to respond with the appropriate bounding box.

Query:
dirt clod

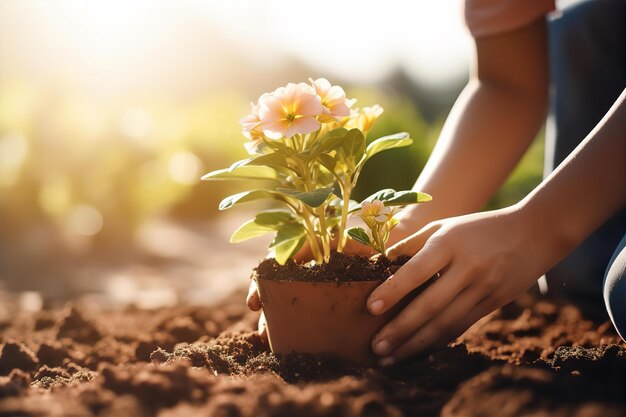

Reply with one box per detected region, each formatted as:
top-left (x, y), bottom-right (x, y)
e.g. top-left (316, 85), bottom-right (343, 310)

top-left (0, 342), bottom-right (39, 375)
top-left (57, 306), bottom-right (102, 344)
top-left (0, 290), bottom-right (623, 417)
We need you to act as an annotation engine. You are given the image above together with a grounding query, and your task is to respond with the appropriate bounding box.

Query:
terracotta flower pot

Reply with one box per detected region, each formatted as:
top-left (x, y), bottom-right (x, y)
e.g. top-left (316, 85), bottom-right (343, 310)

top-left (255, 277), bottom-right (401, 366)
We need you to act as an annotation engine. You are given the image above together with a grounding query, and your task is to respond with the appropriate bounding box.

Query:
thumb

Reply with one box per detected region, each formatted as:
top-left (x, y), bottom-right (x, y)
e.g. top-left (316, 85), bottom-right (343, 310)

top-left (387, 222), bottom-right (442, 260)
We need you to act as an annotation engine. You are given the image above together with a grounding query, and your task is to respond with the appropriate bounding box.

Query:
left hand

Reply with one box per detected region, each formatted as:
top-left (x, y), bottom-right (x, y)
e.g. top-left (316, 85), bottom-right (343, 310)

top-left (367, 205), bottom-right (560, 365)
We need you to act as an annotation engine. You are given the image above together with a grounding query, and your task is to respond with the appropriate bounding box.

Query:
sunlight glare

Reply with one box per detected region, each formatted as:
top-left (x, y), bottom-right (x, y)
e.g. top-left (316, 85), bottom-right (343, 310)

top-left (65, 204), bottom-right (104, 237)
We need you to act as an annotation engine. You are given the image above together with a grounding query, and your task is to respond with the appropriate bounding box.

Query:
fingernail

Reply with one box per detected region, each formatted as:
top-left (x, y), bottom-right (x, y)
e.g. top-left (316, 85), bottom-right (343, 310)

top-left (379, 357), bottom-right (395, 367)
top-left (369, 299), bottom-right (384, 314)
top-left (373, 339), bottom-right (390, 355)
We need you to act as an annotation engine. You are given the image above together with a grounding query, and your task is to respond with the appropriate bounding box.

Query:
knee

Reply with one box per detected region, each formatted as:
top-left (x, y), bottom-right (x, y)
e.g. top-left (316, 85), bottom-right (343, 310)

top-left (603, 237), bottom-right (626, 341)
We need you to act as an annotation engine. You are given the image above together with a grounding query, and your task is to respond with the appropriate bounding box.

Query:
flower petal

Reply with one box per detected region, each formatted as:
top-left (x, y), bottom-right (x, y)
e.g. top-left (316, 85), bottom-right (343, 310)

top-left (374, 214), bottom-right (387, 223)
top-left (261, 120), bottom-right (289, 139)
top-left (258, 96), bottom-right (285, 122)
top-left (311, 78), bottom-right (331, 95)
top-left (326, 85), bottom-right (346, 102)
top-left (297, 93), bottom-right (323, 116)
top-left (330, 103), bottom-right (351, 118)
top-left (290, 116), bottom-right (320, 136)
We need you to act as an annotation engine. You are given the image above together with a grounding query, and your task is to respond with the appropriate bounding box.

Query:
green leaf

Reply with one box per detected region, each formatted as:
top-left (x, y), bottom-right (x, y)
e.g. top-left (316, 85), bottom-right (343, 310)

top-left (381, 190), bottom-right (432, 206)
top-left (300, 128), bottom-right (347, 162)
top-left (270, 223), bottom-right (307, 265)
top-left (317, 128), bottom-right (348, 154)
top-left (341, 128), bottom-right (366, 162)
top-left (275, 187), bottom-right (334, 208)
top-left (349, 189), bottom-right (432, 213)
top-left (219, 190), bottom-right (286, 210)
top-left (243, 139), bottom-right (269, 155)
top-left (229, 210), bottom-right (298, 243)
top-left (226, 152), bottom-right (303, 177)
top-left (240, 153), bottom-right (292, 170)
top-left (201, 165), bottom-right (281, 181)
top-left (227, 157), bottom-right (255, 171)
top-left (263, 140), bottom-right (298, 155)
top-left (255, 210), bottom-right (295, 226)
top-left (229, 219), bottom-right (275, 243)
top-left (346, 227), bottom-right (371, 246)
top-left (364, 132), bottom-right (413, 161)
top-left (317, 153), bottom-right (336, 172)
top-left (362, 188), bottom-right (397, 203)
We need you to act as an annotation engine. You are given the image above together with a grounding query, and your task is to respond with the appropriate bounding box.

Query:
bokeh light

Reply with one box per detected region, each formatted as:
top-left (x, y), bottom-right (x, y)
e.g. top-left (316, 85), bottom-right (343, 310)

top-left (0, 1), bottom-right (543, 305)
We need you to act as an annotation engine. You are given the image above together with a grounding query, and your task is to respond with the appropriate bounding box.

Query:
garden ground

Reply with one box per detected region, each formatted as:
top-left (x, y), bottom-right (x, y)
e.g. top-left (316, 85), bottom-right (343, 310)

top-left (1, 286), bottom-right (624, 417)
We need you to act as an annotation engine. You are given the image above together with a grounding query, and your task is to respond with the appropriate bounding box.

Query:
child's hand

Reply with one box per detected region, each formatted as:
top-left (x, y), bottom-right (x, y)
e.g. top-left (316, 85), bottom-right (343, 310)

top-left (367, 206), bottom-right (560, 364)
top-left (246, 279), bottom-right (267, 340)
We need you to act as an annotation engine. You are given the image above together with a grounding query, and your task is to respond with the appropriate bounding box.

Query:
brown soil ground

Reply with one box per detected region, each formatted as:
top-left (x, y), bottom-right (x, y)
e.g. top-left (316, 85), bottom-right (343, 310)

top-left (0, 290), bottom-right (624, 417)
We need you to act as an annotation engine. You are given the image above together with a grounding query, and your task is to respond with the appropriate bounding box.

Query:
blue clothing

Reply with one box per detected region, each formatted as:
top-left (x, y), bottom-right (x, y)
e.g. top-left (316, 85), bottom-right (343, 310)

top-left (605, 235), bottom-right (626, 340)
top-left (546, 0), bottom-right (626, 339)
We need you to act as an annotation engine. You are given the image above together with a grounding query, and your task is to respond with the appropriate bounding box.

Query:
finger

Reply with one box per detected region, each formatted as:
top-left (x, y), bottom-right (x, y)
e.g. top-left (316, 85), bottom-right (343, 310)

top-left (386, 222), bottom-right (442, 260)
top-left (246, 280), bottom-right (262, 311)
top-left (343, 238), bottom-right (375, 257)
top-left (385, 287), bottom-right (495, 363)
top-left (371, 265), bottom-right (468, 356)
top-left (258, 311), bottom-right (267, 341)
top-left (367, 236), bottom-right (451, 315)
top-left (293, 242), bottom-right (314, 263)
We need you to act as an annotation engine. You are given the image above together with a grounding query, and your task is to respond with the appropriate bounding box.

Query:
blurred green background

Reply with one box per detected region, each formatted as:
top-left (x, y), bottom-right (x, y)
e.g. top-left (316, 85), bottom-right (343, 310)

top-left (0, 1), bottom-right (544, 307)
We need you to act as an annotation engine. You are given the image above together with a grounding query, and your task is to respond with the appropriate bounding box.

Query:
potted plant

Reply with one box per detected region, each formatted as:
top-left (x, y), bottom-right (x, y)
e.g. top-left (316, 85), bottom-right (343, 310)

top-left (202, 79), bottom-right (431, 365)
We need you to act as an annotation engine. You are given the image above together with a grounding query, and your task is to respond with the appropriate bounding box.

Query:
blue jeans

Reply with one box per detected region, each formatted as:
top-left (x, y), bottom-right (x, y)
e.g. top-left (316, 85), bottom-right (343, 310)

top-left (546, 0), bottom-right (626, 339)
top-left (605, 235), bottom-right (626, 340)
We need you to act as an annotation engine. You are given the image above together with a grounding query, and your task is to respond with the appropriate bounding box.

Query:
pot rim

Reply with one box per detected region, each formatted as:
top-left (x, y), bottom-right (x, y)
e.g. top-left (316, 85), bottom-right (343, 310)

top-left (254, 276), bottom-right (385, 285)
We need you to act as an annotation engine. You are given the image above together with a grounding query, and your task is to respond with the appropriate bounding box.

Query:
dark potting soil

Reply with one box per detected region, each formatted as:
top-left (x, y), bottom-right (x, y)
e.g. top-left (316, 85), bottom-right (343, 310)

top-left (0, 290), bottom-right (625, 417)
top-left (254, 251), bottom-right (413, 282)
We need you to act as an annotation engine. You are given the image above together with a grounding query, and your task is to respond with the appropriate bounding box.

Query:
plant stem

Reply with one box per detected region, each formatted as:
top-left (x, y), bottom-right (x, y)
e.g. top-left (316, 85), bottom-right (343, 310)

top-left (299, 157), bottom-right (332, 263)
top-left (372, 223), bottom-right (385, 254)
top-left (336, 180), bottom-right (351, 252)
top-left (302, 210), bottom-right (323, 263)
top-left (317, 205), bottom-right (331, 262)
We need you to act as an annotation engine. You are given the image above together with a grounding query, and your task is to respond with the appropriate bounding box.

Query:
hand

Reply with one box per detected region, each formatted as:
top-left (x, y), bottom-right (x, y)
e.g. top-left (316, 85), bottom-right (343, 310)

top-left (246, 279), bottom-right (267, 340)
top-left (367, 206), bottom-right (559, 364)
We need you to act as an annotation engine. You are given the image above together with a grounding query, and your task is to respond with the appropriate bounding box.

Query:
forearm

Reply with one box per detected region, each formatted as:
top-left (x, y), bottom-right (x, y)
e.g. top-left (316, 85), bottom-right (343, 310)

top-left (394, 19), bottom-right (549, 239)
top-left (402, 79), bottom-right (546, 222)
top-left (519, 89), bottom-right (626, 257)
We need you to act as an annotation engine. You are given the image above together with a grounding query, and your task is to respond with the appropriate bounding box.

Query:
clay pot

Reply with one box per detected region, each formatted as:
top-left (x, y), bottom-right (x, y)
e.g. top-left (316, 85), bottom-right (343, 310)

top-left (255, 278), bottom-right (401, 365)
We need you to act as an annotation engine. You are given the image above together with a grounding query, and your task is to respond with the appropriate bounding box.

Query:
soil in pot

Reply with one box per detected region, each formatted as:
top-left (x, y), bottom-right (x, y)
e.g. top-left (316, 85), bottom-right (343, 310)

top-left (253, 251), bottom-right (429, 365)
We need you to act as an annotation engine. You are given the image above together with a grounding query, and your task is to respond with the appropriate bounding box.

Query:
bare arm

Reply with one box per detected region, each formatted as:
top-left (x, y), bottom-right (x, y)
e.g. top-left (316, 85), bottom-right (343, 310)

top-left (393, 19), bottom-right (549, 239)
top-left (368, 89), bottom-right (626, 363)
top-left (520, 88), bottom-right (626, 255)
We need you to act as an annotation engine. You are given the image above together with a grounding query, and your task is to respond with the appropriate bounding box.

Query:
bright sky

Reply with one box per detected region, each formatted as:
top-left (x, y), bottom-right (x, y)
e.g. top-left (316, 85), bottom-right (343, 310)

top-left (200, 1), bottom-right (472, 84)
top-left (1, 1), bottom-right (472, 95)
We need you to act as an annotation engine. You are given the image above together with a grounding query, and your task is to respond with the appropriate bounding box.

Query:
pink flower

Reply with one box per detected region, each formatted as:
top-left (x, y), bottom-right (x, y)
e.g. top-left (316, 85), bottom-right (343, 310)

top-left (310, 78), bottom-right (352, 120)
top-left (239, 102), bottom-right (262, 133)
top-left (258, 83), bottom-right (323, 139)
top-left (358, 199), bottom-right (392, 224)
top-left (344, 104), bottom-right (383, 134)
top-left (240, 93), bottom-right (273, 139)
